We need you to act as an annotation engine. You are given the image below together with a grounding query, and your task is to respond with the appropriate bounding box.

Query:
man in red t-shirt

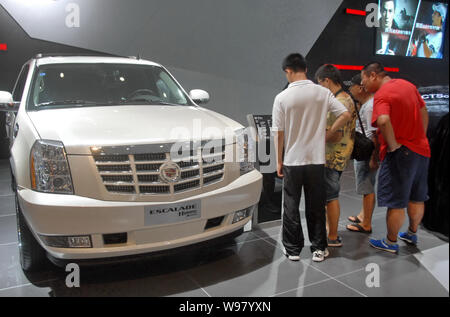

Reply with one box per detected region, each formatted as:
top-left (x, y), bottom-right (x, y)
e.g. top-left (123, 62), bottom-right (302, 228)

top-left (361, 61), bottom-right (430, 254)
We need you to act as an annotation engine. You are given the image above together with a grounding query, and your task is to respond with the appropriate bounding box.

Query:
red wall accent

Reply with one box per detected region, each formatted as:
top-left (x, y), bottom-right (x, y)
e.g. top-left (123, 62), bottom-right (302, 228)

top-left (332, 64), bottom-right (400, 73)
top-left (345, 8), bottom-right (367, 16)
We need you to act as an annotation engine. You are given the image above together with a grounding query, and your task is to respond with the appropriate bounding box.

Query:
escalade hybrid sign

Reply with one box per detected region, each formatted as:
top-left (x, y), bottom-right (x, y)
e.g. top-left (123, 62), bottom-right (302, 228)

top-left (145, 200), bottom-right (201, 226)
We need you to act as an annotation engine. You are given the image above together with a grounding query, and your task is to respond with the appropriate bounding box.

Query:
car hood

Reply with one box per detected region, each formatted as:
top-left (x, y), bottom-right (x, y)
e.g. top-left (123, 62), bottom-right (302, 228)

top-left (27, 105), bottom-right (243, 155)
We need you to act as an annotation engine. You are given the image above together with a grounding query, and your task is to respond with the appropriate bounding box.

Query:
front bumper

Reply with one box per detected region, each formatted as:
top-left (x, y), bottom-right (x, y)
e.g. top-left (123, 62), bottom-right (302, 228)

top-left (18, 170), bottom-right (262, 260)
top-left (47, 228), bottom-right (244, 268)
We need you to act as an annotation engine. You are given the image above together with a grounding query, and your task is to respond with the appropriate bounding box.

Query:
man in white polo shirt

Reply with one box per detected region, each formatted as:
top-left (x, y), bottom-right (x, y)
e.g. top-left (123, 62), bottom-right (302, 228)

top-left (272, 53), bottom-right (351, 262)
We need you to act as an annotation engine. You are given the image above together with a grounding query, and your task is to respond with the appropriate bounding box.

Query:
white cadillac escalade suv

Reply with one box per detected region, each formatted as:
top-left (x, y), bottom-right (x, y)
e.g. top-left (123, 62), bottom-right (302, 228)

top-left (0, 54), bottom-right (262, 271)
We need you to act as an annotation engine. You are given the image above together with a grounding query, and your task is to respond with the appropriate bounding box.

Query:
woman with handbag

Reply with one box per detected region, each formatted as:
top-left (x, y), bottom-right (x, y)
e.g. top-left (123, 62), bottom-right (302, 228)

top-left (346, 74), bottom-right (379, 234)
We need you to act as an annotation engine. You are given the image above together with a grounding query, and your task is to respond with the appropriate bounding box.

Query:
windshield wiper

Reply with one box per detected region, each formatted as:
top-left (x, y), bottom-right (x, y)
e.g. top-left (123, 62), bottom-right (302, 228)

top-left (116, 100), bottom-right (182, 106)
top-left (37, 99), bottom-right (187, 107)
top-left (36, 100), bottom-right (105, 107)
top-left (117, 99), bottom-right (153, 104)
top-left (154, 101), bottom-right (184, 106)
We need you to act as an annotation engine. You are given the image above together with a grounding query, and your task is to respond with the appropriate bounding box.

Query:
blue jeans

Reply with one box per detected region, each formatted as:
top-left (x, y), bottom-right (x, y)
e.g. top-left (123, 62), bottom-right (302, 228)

top-left (324, 167), bottom-right (342, 202)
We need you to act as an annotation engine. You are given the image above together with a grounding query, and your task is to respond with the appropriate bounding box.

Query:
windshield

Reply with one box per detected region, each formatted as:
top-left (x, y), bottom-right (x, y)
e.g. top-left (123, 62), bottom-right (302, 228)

top-left (27, 63), bottom-right (194, 110)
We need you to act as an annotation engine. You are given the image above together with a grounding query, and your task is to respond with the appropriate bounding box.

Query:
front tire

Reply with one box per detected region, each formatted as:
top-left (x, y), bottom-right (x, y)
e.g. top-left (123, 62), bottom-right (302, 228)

top-left (15, 193), bottom-right (47, 272)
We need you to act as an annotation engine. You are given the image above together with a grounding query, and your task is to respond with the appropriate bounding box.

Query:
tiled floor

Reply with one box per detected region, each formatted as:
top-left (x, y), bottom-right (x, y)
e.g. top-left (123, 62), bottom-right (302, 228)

top-left (0, 159), bottom-right (448, 297)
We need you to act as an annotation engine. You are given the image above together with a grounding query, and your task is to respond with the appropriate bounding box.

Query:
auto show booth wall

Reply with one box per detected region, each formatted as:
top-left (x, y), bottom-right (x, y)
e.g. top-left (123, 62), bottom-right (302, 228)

top-left (0, 0), bottom-right (343, 122)
top-left (306, 0), bottom-right (449, 86)
top-left (0, 0), bottom-right (344, 157)
top-left (1, 0), bottom-right (449, 159)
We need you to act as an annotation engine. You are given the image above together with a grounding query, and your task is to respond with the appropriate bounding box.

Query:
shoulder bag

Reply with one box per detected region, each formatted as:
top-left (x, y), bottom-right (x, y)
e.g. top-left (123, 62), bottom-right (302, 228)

top-left (351, 104), bottom-right (375, 161)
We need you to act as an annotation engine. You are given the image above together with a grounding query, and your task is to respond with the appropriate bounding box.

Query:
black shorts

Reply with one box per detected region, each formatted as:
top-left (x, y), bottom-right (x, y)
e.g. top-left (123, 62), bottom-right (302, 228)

top-left (377, 145), bottom-right (429, 209)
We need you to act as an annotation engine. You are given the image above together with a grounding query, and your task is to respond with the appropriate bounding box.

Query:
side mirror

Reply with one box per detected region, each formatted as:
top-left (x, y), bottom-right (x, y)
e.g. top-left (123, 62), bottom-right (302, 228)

top-left (189, 89), bottom-right (210, 105)
top-left (0, 91), bottom-right (19, 112)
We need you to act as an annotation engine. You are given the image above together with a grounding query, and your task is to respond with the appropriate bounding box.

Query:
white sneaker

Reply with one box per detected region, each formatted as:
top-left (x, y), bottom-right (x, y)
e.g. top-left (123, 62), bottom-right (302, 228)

top-left (312, 248), bottom-right (329, 262)
top-left (282, 246), bottom-right (300, 261)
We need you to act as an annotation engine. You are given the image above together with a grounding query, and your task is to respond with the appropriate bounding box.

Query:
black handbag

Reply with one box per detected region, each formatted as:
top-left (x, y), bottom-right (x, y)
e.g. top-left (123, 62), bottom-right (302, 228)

top-left (351, 105), bottom-right (375, 161)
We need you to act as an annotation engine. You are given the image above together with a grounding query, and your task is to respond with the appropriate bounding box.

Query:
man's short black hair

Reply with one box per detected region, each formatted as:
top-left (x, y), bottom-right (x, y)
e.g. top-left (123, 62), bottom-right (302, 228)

top-left (314, 64), bottom-right (343, 86)
top-left (350, 73), bottom-right (362, 87)
top-left (362, 61), bottom-right (387, 77)
top-left (282, 53), bottom-right (307, 72)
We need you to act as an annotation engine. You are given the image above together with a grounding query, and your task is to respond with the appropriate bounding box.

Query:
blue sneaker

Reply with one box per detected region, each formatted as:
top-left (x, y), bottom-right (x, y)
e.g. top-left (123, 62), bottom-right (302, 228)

top-left (398, 232), bottom-right (418, 245)
top-left (369, 238), bottom-right (399, 254)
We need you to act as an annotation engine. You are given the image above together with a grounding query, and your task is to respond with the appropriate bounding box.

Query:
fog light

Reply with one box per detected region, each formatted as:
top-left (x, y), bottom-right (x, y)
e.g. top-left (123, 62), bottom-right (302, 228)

top-left (68, 236), bottom-right (92, 248)
top-left (40, 235), bottom-right (92, 248)
top-left (232, 207), bottom-right (253, 224)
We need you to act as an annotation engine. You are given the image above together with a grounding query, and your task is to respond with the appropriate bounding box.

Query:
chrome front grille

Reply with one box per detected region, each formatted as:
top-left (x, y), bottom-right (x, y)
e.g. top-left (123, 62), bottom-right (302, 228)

top-left (105, 185), bottom-right (135, 193)
top-left (134, 153), bottom-right (166, 161)
top-left (174, 180), bottom-right (201, 192)
top-left (97, 164), bottom-right (131, 172)
top-left (204, 173), bottom-right (224, 185)
top-left (94, 154), bottom-right (129, 162)
top-left (93, 141), bottom-right (226, 195)
top-left (136, 163), bottom-right (163, 171)
top-left (139, 185), bottom-right (171, 194)
top-left (101, 175), bottom-right (134, 183)
top-left (137, 174), bottom-right (160, 183)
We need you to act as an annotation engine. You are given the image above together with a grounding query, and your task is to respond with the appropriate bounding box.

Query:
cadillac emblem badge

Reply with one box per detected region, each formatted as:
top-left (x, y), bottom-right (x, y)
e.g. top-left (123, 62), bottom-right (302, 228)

top-left (160, 162), bottom-right (181, 183)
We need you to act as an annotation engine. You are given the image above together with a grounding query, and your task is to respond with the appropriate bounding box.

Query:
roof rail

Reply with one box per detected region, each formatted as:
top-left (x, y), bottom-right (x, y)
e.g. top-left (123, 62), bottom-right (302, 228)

top-left (127, 54), bottom-right (144, 60)
top-left (34, 52), bottom-right (120, 59)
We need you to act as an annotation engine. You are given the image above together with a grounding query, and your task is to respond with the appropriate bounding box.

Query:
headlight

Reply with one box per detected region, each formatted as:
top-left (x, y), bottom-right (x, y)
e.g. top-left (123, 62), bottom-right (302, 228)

top-left (235, 128), bottom-right (255, 176)
top-left (30, 140), bottom-right (74, 194)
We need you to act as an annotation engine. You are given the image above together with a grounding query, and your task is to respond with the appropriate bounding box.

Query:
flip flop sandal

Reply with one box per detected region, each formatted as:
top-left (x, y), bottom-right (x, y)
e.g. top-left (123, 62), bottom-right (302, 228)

top-left (346, 223), bottom-right (372, 234)
top-left (348, 215), bottom-right (362, 223)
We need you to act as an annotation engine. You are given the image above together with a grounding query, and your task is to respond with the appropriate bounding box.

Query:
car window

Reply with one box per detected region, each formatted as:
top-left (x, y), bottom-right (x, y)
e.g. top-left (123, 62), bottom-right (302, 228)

top-left (27, 63), bottom-right (193, 110)
top-left (12, 64), bottom-right (30, 102)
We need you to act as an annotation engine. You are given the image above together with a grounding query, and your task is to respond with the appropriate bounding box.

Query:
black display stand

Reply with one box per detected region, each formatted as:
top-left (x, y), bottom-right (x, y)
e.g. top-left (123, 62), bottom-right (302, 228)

top-left (423, 113), bottom-right (449, 237)
top-left (247, 114), bottom-right (282, 224)
top-left (419, 86), bottom-right (449, 237)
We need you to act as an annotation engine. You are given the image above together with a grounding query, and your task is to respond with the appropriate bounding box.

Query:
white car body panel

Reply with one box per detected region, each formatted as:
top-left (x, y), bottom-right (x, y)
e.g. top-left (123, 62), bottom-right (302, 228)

top-left (27, 105), bottom-right (240, 155)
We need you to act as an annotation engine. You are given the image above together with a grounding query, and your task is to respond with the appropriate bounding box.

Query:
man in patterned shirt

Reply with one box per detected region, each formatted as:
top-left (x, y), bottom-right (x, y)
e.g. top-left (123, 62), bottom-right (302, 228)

top-left (315, 64), bottom-right (357, 248)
